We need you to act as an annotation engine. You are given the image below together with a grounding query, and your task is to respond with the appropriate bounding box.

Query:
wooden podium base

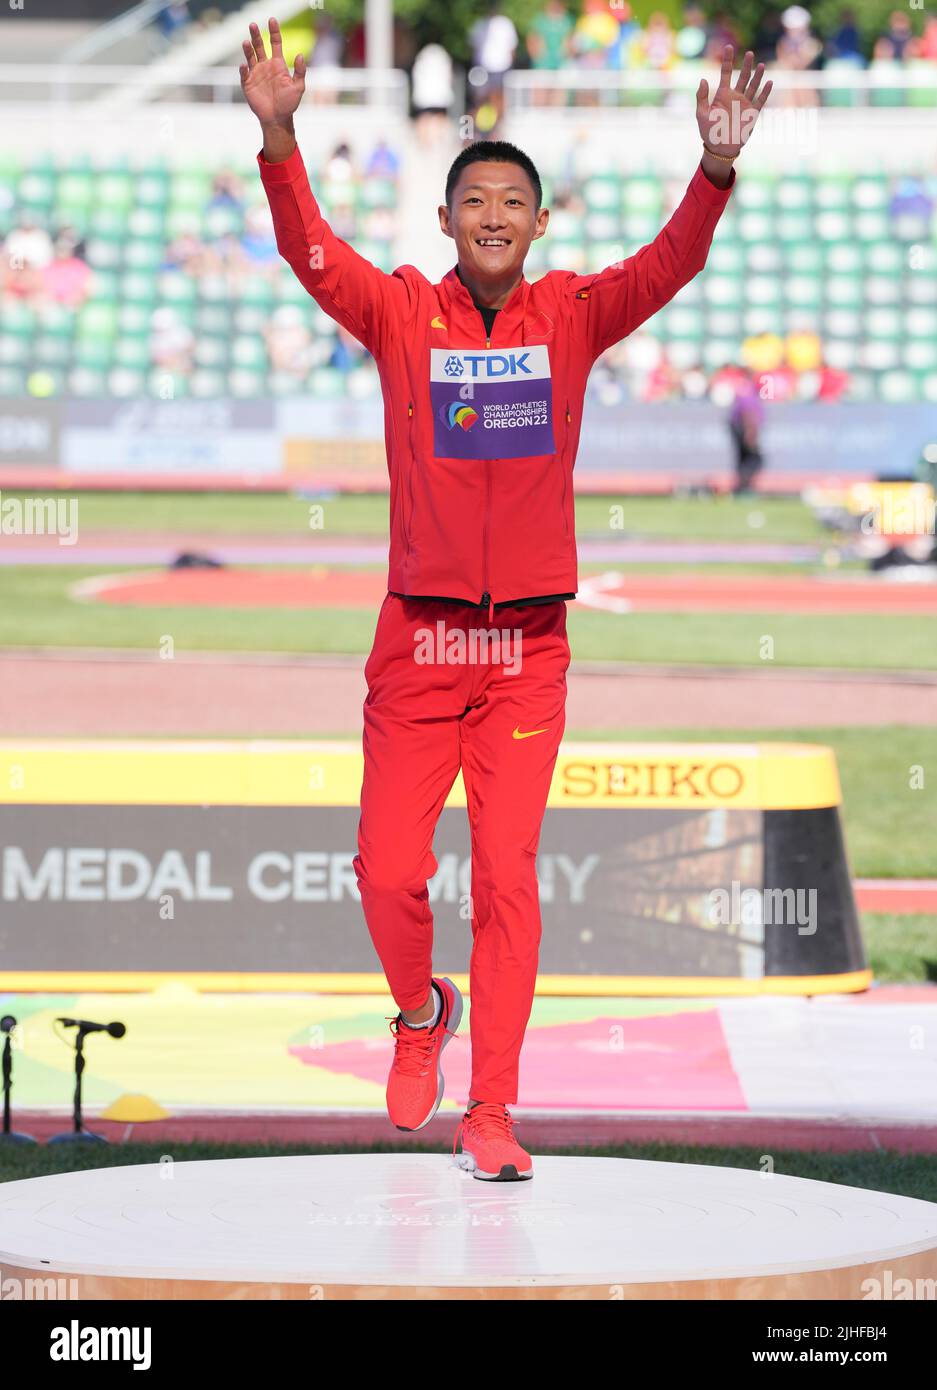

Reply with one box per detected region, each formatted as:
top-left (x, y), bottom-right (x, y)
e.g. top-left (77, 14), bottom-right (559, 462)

top-left (3, 1153), bottom-right (936, 1300)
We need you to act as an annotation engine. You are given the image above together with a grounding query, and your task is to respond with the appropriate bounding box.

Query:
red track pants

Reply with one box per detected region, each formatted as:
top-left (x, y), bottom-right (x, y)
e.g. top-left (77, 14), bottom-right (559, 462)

top-left (352, 593), bottom-right (570, 1104)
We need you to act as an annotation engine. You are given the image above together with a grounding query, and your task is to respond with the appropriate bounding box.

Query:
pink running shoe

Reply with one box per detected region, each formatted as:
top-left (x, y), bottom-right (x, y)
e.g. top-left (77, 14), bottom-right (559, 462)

top-left (386, 977), bottom-right (462, 1131)
top-left (451, 1102), bottom-right (533, 1181)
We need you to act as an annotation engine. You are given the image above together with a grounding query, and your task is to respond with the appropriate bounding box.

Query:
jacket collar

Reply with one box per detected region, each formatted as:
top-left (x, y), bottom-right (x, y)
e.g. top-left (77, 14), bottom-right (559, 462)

top-left (439, 264), bottom-right (532, 342)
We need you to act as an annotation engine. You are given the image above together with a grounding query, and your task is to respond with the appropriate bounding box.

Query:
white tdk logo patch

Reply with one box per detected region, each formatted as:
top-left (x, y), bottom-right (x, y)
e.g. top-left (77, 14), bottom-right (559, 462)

top-left (429, 345), bottom-right (555, 460)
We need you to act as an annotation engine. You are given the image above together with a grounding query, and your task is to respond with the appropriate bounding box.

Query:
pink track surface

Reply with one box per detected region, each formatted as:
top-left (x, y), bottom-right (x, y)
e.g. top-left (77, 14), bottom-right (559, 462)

top-left (75, 566), bottom-right (937, 613)
top-left (2, 649), bottom-right (935, 733)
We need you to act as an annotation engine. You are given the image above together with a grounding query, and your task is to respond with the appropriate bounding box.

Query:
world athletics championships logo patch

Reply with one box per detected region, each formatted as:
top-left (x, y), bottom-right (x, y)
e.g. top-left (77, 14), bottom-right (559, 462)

top-left (440, 401), bottom-right (479, 431)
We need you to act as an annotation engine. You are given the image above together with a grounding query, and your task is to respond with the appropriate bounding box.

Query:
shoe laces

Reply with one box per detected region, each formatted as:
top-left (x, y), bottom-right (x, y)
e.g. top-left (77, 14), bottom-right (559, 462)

top-left (452, 1102), bottom-right (516, 1154)
top-left (385, 1012), bottom-right (455, 1078)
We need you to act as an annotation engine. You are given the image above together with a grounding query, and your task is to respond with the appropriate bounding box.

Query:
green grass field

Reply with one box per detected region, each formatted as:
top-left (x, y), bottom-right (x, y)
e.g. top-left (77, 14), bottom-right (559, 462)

top-left (23, 489), bottom-right (832, 543)
top-left (2, 565), bottom-right (927, 668)
top-left (2, 1137), bottom-right (934, 1199)
top-left (2, 489), bottom-right (920, 667)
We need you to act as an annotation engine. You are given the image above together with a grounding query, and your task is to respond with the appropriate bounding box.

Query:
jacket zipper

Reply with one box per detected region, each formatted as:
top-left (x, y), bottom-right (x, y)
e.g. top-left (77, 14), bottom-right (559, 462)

top-left (481, 320), bottom-right (493, 621)
top-left (405, 400), bottom-right (415, 556)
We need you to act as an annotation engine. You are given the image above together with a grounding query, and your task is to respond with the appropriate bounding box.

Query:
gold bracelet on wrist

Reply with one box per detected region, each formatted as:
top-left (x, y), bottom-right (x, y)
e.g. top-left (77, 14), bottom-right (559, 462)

top-left (702, 143), bottom-right (738, 162)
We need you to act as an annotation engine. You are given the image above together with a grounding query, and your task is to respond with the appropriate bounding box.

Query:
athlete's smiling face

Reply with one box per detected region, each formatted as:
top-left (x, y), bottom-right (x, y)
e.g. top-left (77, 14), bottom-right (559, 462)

top-left (439, 161), bottom-right (549, 302)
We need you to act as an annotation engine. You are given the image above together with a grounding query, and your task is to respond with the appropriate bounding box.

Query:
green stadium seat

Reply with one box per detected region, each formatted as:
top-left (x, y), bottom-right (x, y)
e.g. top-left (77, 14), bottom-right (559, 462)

top-left (77, 302), bottom-right (118, 338)
top-left (786, 242), bottom-right (824, 274)
top-left (823, 340), bottom-right (858, 369)
top-left (84, 238), bottom-right (123, 269)
top-left (903, 341), bottom-right (937, 371)
top-left (96, 173), bottom-right (134, 213)
top-left (114, 338), bottom-right (150, 369)
top-left (158, 273), bottom-right (197, 306)
top-left (68, 367), bottom-right (109, 396)
top-left (826, 243), bottom-right (864, 273)
top-left (855, 211), bottom-right (892, 241)
top-left (826, 276), bottom-right (864, 308)
top-left (707, 309), bottom-right (744, 338)
top-left (120, 271), bottom-right (158, 304)
top-left (622, 178), bottom-right (661, 214)
top-left (879, 370), bottom-right (918, 402)
top-left (863, 340), bottom-right (901, 370)
top-left (786, 276), bottom-right (823, 309)
top-left (823, 308), bottom-right (862, 338)
top-left (582, 176), bottom-right (620, 212)
top-left (33, 335), bottom-right (70, 367)
top-left (906, 307), bottom-right (937, 338)
top-left (864, 274), bottom-right (902, 306)
top-left (815, 211), bottom-right (851, 241)
top-left (190, 369), bottom-right (227, 396)
top-left (0, 368), bottom-right (27, 394)
top-left (124, 239), bottom-right (164, 270)
top-left (74, 338), bottom-right (115, 369)
top-left (128, 208), bottom-right (165, 238)
top-left (228, 368), bottom-right (268, 397)
top-left (746, 243), bottom-right (783, 273)
top-left (864, 308), bottom-right (903, 339)
top-left (863, 242), bottom-right (902, 275)
top-left (108, 367), bottom-right (147, 396)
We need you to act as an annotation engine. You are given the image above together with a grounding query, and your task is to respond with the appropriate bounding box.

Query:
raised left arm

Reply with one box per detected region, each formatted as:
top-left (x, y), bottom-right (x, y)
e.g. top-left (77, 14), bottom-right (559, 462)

top-left (574, 45), bottom-right (772, 360)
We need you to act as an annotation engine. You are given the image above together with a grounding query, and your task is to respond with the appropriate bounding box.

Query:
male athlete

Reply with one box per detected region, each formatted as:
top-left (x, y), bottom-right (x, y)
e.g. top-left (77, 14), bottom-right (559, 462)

top-left (242, 16), bottom-right (771, 1180)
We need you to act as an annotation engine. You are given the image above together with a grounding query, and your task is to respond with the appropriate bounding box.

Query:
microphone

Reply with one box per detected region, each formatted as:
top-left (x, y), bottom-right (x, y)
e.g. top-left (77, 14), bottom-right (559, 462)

top-left (56, 1018), bottom-right (127, 1038)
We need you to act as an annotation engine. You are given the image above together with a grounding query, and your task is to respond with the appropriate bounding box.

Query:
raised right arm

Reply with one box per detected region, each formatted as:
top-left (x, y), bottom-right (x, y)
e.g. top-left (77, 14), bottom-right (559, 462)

top-left (242, 17), bottom-right (411, 358)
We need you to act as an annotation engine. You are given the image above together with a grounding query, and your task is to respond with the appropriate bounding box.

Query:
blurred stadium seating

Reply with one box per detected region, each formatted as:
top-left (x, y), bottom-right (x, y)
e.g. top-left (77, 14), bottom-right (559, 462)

top-left (2, 153), bottom-right (934, 404)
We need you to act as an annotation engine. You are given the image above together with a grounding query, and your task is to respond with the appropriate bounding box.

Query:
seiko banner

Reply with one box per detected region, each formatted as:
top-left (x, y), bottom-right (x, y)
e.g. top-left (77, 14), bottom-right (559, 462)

top-left (0, 741), bottom-right (866, 989)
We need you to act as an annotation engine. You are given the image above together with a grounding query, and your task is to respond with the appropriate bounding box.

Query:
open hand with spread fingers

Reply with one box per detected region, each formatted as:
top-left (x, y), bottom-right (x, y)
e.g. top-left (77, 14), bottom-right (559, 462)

top-left (239, 16), bottom-right (306, 128)
top-left (697, 45), bottom-right (773, 160)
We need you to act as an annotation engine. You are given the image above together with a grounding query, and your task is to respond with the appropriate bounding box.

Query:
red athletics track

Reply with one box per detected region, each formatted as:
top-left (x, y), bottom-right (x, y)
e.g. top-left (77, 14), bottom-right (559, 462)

top-left (70, 566), bottom-right (937, 614)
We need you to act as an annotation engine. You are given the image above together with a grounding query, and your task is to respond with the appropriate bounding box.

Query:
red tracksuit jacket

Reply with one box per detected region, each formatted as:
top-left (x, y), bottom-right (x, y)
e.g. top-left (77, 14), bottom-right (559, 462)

top-left (259, 145), bottom-right (734, 622)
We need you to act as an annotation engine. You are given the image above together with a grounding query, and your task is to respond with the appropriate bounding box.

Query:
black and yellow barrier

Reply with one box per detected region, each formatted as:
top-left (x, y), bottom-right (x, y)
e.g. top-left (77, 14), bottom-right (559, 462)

top-left (0, 740), bottom-right (868, 996)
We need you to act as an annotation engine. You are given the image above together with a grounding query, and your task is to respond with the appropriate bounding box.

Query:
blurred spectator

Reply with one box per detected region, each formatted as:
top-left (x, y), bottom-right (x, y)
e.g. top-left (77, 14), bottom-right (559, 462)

top-left (609, 2), bottom-right (642, 68)
top-left (240, 204), bottom-right (278, 266)
top-left (5, 218), bottom-right (54, 271)
top-left (571, 0), bottom-right (619, 69)
top-left (155, 1), bottom-right (191, 44)
top-left (150, 307), bottom-right (194, 373)
top-left (162, 230), bottom-right (212, 276)
top-left (826, 8), bottom-right (864, 64)
top-left (706, 11), bottom-right (743, 55)
top-left (527, 0), bottom-right (574, 70)
top-left (411, 43), bottom-right (454, 147)
top-left (209, 170), bottom-right (245, 212)
top-left (721, 366), bottom-right (766, 493)
top-left (775, 5), bottom-right (823, 106)
top-left (309, 14), bottom-right (344, 69)
top-left (326, 141), bottom-right (355, 186)
top-left (816, 363), bottom-right (851, 401)
top-left (469, 1), bottom-right (519, 119)
top-left (41, 232), bottom-right (92, 308)
top-left (365, 138), bottom-right (401, 181)
top-left (264, 305), bottom-right (312, 377)
top-left (883, 9), bottom-right (913, 61)
top-left (675, 4), bottom-right (709, 60)
top-left (785, 326), bottom-right (822, 373)
top-left (329, 322), bottom-right (368, 372)
top-left (634, 11), bottom-right (677, 70)
top-left (921, 17), bottom-right (937, 61)
top-left (752, 8), bottom-right (784, 64)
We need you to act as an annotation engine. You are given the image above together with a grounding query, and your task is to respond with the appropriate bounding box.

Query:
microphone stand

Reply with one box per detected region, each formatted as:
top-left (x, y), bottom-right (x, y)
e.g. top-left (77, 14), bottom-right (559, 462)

top-left (0, 1018), bottom-right (37, 1145)
top-left (48, 1026), bottom-right (108, 1145)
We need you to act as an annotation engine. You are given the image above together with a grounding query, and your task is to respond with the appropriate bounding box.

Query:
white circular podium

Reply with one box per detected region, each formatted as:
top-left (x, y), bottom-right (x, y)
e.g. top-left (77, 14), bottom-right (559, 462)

top-left (2, 1154), bottom-right (936, 1300)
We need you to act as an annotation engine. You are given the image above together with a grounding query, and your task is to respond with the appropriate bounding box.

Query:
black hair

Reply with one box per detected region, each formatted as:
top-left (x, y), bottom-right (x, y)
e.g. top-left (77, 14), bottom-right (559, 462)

top-left (445, 140), bottom-right (542, 211)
